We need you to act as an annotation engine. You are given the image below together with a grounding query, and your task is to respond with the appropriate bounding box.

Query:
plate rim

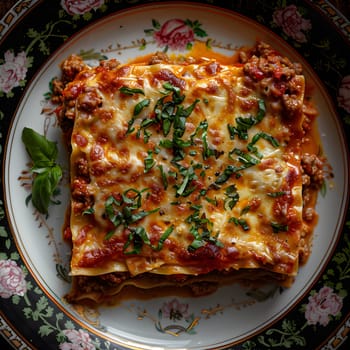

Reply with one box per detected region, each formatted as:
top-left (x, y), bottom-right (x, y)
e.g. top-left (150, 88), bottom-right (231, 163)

top-left (1, 1), bottom-right (350, 349)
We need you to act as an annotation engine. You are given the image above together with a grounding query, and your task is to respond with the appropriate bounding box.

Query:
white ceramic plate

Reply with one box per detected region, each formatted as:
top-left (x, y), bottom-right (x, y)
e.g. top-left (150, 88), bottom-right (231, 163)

top-left (1, 2), bottom-right (349, 349)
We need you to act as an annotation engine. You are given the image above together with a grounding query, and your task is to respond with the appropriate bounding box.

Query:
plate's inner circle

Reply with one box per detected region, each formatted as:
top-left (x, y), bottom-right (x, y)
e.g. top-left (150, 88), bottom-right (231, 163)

top-left (4, 3), bottom-right (348, 349)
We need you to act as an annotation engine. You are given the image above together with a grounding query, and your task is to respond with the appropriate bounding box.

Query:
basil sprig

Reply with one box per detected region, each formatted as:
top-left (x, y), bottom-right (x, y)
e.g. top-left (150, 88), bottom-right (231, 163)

top-left (21, 127), bottom-right (62, 214)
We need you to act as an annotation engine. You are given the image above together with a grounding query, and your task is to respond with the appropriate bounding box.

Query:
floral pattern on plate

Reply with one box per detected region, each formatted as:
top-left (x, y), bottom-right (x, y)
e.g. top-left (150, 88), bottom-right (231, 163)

top-left (0, 1), bottom-right (349, 349)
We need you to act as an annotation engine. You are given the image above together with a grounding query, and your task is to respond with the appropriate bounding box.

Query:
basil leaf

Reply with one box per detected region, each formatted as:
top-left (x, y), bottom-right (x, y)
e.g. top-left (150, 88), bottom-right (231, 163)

top-left (22, 127), bottom-right (58, 165)
top-left (31, 172), bottom-right (51, 214)
top-left (175, 165), bottom-right (197, 197)
top-left (31, 165), bottom-right (62, 214)
top-left (188, 224), bottom-right (222, 252)
top-left (22, 128), bottom-right (62, 214)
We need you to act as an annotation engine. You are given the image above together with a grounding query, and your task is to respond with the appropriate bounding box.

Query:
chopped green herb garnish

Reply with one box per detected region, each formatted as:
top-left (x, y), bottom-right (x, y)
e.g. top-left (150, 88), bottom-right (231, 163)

top-left (229, 148), bottom-right (260, 167)
top-left (227, 99), bottom-right (266, 140)
top-left (152, 225), bottom-right (174, 251)
top-left (157, 165), bottom-right (168, 190)
top-left (224, 184), bottom-right (239, 210)
top-left (271, 222), bottom-right (289, 233)
top-left (119, 86), bottom-right (145, 95)
top-left (215, 165), bottom-right (241, 185)
top-left (124, 226), bottom-right (151, 254)
top-left (124, 225), bottom-right (174, 254)
top-left (105, 188), bottom-right (159, 229)
top-left (104, 230), bottom-right (115, 241)
top-left (144, 150), bottom-right (155, 173)
top-left (82, 207), bottom-right (95, 215)
top-left (205, 196), bottom-right (217, 206)
top-left (229, 217), bottom-right (250, 231)
top-left (192, 120), bottom-right (217, 160)
top-left (174, 164), bottom-right (197, 197)
top-left (267, 191), bottom-right (286, 198)
top-left (240, 205), bottom-right (251, 216)
top-left (134, 98), bottom-right (150, 116)
top-left (247, 132), bottom-right (279, 158)
top-left (188, 224), bottom-right (223, 251)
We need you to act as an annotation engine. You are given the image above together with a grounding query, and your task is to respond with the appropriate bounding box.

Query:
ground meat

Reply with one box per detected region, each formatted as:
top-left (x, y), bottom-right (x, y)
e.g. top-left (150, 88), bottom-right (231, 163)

top-left (154, 68), bottom-right (186, 89)
top-left (301, 153), bottom-right (325, 188)
top-left (242, 41), bottom-right (304, 118)
top-left (98, 272), bottom-right (129, 286)
top-left (75, 155), bottom-right (90, 181)
top-left (98, 58), bottom-right (120, 70)
top-left (71, 179), bottom-right (94, 214)
top-left (303, 206), bottom-right (315, 221)
top-left (50, 78), bottom-right (64, 104)
top-left (77, 88), bottom-right (102, 112)
top-left (282, 93), bottom-right (302, 115)
top-left (61, 54), bottom-right (87, 83)
top-left (148, 51), bottom-right (170, 64)
top-left (189, 282), bottom-right (218, 296)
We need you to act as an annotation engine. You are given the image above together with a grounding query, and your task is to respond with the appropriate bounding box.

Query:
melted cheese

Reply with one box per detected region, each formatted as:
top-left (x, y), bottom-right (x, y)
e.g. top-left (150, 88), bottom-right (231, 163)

top-left (67, 59), bottom-right (305, 280)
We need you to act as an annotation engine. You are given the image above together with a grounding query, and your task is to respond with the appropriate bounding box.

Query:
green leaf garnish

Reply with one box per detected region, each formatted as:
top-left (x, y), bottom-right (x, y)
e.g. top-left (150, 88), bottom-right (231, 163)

top-left (119, 86), bottom-right (145, 95)
top-left (271, 222), bottom-right (289, 233)
top-left (228, 217), bottom-right (250, 231)
top-left (134, 98), bottom-right (150, 116)
top-left (144, 150), bottom-right (155, 173)
top-left (227, 99), bottom-right (266, 140)
top-left (21, 127), bottom-right (62, 214)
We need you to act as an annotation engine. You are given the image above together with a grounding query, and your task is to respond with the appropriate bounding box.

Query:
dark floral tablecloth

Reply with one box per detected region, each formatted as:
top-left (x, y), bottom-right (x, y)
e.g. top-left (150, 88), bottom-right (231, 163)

top-left (0, 1), bottom-right (350, 350)
top-left (0, 0), bottom-right (349, 26)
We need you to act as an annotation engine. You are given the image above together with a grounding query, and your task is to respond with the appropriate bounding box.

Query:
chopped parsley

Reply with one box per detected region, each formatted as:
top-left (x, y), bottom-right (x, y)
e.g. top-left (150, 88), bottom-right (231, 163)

top-left (227, 99), bottom-right (266, 140)
top-left (271, 222), bottom-right (289, 233)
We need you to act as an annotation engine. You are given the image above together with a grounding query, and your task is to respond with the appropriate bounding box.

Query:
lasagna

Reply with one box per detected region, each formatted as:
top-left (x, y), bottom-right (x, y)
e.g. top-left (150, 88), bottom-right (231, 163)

top-left (54, 42), bottom-right (328, 303)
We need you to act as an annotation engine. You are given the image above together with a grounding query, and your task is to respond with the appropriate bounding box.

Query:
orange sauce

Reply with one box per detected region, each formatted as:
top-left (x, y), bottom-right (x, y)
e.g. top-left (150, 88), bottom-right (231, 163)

top-left (128, 42), bottom-right (241, 65)
top-left (185, 41), bottom-right (241, 64)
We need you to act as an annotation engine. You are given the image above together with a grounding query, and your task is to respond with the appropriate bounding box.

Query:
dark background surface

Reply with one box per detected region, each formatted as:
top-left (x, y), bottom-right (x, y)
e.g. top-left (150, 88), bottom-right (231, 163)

top-left (0, 1), bottom-right (349, 350)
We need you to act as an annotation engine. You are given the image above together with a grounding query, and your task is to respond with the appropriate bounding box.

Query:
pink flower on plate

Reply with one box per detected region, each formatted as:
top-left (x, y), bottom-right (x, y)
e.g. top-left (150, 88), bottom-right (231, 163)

top-left (0, 50), bottom-right (29, 94)
top-left (154, 19), bottom-right (195, 50)
top-left (338, 75), bottom-right (350, 113)
top-left (273, 4), bottom-right (312, 43)
top-left (305, 286), bottom-right (343, 326)
top-left (59, 329), bottom-right (95, 350)
top-left (61, 0), bottom-right (104, 16)
top-left (161, 298), bottom-right (190, 321)
top-left (0, 259), bottom-right (27, 298)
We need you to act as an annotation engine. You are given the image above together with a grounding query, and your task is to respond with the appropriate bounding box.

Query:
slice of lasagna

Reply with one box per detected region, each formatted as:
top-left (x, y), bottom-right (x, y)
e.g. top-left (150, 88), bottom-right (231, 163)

top-left (54, 42), bottom-right (327, 303)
